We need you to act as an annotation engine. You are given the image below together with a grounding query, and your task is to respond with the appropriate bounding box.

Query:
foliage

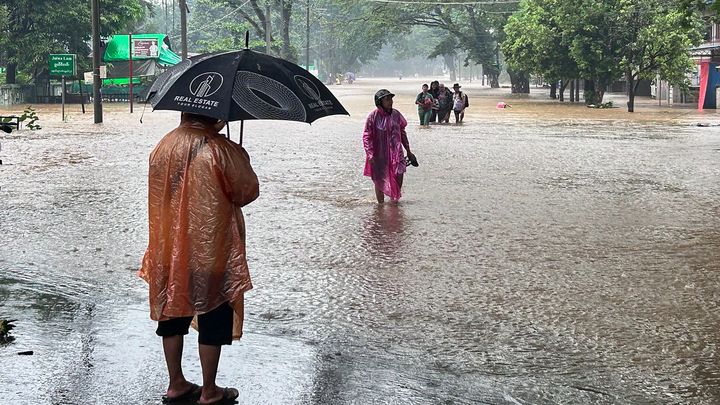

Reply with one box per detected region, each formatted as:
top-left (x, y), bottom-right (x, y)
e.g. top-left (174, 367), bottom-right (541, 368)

top-left (185, 0), bottom-right (255, 53)
top-left (206, 0), bottom-right (297, 60)
top-left (587, 101), bottom-right (615, 109)
top-left (502, 0), bottom-right (704, 109)
top-left (19, 106), bottom-right (41, 130)
top-left (502, 0), bottom-right (578, 85)
top-left (616, 1), bottom-right (703, 84)
top-left (1, 0), bottom-right (150, 84)
top-left (360, 1), bottom-right (519, 87)
top-left (0, 319), bottom-right (17, 344)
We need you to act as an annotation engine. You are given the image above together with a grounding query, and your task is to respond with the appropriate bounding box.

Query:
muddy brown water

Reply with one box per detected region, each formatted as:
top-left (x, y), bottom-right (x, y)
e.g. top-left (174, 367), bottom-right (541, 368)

top-left (1, 78), bottom-right (720, 404)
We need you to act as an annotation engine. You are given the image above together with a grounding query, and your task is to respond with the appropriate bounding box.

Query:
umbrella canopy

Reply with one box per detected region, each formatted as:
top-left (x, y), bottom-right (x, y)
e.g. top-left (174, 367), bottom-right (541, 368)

top-left (146, 50), bottom-right (349, 123)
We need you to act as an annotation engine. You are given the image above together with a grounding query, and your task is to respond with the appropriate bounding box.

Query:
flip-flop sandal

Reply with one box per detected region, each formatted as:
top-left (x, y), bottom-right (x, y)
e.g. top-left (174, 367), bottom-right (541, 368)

top-left (161, 383), bottom-right (202, 403)
top-left (198, 387), bottom-right (239, 405)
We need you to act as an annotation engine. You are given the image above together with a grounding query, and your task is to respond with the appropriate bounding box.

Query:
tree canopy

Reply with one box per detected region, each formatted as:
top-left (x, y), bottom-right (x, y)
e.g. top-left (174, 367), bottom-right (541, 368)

top-left (1, 0), bottom-right (149, 84)
top-left (502, 0), bottom-right (704, 110)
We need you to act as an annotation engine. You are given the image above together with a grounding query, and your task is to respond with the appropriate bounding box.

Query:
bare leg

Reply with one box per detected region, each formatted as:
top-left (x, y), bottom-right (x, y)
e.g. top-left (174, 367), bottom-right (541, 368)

top-left (162, 336), bottom-right (193, 398)
top-left (374, 181), bottom-right (385, 204)
top-left (390, 174), bottom-right (405, 203)
top-left (198, 343), bottom-right (223, 403)
top-left (459, 110), bottom-right (465, 123)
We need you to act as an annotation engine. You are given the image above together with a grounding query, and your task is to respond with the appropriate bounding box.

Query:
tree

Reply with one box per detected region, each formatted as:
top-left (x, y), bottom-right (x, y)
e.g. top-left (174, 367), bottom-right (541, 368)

top-left (368, 1), bottom-right (520, 89)
top-left (502, 0), bottom-right (579, 100)
top-left (503, 0), bottom-right (704, 110)
top-left (428, 35), bottom-right (459, 82)
top-left (217, 0), bottom-right (296, 60)
top-left (1, 0), bottom-right (149, 84)
top-left (614, 0), bottom-right (703, 112)
top-left (310, 0), bottom-right (390, 79)
top-left (185, 0), bottom-right (255, 53)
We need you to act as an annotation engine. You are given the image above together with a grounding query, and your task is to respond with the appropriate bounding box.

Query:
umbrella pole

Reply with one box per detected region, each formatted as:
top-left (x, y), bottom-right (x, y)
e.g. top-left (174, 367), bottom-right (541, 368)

top-left (225, 122), bottom-right (230, 140)
top-left (238, 31), bottom-right (248, 146)
top-left (240, 120), bottom-right (244, 146)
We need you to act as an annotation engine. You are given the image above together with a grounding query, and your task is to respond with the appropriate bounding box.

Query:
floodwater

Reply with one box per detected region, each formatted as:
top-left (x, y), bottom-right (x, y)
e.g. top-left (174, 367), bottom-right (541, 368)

top-left (1, 79), bottom-right (720, 404)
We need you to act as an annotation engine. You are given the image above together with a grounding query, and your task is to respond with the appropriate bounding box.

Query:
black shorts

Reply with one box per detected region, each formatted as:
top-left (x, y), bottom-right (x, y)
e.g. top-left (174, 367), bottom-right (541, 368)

top-left (156, 302), bottom-right (234, 346)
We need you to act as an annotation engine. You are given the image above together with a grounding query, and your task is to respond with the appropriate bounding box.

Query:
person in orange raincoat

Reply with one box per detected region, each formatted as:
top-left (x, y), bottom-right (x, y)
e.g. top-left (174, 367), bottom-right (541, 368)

top-left (138, 112), bottom-right (259, 404)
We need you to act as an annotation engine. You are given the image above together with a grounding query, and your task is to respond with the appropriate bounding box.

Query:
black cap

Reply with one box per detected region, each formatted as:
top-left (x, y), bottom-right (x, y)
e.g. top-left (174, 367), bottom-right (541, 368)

top-left (374, 89), bottom-right (395, 107)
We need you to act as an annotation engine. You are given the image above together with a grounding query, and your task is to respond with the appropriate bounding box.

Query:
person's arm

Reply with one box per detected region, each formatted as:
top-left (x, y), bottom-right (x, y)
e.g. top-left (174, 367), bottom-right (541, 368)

top-left (415, 93), bottom-right (423, 106)
top-left (401, 128), bottom-right (411, 154)
top-left (398, 113), bottom-right (415, 161)
top-left (211, 140), bottom-right (259, 207)
top-left (363, 113), bottom-right (375, 162)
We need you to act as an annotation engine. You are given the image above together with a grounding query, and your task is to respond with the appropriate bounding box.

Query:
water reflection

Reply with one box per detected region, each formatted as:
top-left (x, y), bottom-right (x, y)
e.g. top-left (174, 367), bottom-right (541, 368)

top-left (361, 204), bottom-right (406, 259)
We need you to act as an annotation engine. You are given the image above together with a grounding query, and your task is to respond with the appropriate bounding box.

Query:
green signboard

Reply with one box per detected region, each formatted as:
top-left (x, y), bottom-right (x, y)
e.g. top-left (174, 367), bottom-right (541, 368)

top-left (49, 54), bottom-right (77, 76)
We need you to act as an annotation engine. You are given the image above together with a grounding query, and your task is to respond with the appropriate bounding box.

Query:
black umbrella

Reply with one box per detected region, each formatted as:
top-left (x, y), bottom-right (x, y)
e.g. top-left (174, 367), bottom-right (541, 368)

top-left (145, 37), bottom-right (348, 144)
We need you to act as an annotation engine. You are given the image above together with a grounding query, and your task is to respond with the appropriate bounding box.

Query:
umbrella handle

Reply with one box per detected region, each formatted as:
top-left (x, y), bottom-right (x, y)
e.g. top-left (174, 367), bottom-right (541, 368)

top-left (245, 31), bottom-right (249, 49)
top-left (240, 120), bottom-right (244, 146)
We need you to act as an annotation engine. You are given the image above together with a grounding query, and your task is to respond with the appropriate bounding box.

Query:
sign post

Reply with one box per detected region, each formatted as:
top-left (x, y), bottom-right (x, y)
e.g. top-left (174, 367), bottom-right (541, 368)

top-left (78, 78), bottom-right (85, 114)
top-left (129, 33), bottom-right (133, 113)
top-left (61, 76), bottom-right (66, 121)
top-left (49, 54), bottom-right (76, 122)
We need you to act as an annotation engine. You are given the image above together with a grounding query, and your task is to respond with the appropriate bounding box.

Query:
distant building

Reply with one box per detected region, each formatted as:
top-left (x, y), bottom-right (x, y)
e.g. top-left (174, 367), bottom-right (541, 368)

top-left (690, 7), bottom-right (720, 109)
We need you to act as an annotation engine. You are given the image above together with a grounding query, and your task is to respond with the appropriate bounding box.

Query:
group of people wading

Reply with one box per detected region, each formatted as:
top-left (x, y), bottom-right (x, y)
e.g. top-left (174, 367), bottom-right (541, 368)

top-left (415, 81), bottom-right (469, 127)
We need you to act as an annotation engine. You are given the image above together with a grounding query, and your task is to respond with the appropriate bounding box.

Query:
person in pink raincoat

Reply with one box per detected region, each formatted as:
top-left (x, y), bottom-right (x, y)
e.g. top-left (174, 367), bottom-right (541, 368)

top-left (363, 89), bottom-right (418, 203)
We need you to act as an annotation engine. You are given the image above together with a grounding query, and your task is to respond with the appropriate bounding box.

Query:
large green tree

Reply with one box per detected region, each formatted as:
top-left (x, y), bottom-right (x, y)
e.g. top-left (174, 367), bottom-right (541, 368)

top-left (503, 0), bottom-right (704, 110)
top-left (614, 0), bottom-right (703, 112)
top-left (1, 0), bottom-right (149, 84)
top-left (502, 0), bottom-right (579, 100)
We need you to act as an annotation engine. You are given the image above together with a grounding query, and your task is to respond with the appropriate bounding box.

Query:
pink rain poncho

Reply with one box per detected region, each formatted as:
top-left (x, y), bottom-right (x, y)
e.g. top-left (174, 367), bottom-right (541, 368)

top-left (139, 116), bottom-right (259, 340)
top-left (363, 107), bottom-right (408, 201)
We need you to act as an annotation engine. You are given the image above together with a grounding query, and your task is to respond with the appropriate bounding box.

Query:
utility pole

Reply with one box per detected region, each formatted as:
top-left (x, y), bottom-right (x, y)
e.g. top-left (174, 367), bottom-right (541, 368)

top-left (306, 0), bottom-right (310, 70)
top-left (91, 0), bottom-right (103, 123)
top-left (180, 0), bottom-right (188, 60)
top-left (265, 4), bottom-right (271, 54)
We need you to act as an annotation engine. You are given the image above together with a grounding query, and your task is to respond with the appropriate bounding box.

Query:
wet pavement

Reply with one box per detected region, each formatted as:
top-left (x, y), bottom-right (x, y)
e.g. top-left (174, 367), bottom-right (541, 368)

top-left (2, 79), bottom-right (720, 404)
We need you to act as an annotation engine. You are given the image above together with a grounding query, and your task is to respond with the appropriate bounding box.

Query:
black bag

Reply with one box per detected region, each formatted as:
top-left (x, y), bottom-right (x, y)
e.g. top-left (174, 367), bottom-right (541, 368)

top-left (464, 93), bottom-right (469, 108)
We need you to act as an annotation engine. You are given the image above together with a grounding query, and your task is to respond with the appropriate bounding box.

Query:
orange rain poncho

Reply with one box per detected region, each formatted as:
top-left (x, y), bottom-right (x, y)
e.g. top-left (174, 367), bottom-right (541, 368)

top-left (138, 115), bottom-right (259, 339)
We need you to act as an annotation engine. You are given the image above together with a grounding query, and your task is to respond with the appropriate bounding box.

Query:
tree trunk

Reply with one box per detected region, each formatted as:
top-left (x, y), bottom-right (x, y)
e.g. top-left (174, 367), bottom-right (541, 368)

top-left (584, 79), bottom-right (600, 105)
top-left (626, 71), bottom-right (638, 113)
top-left (509, 70), bottom-right (530, 94)
top-left (596, 81), bottom-right (606, 104)
top-left (559, 80), bottom-right (569, 102)
top-left (575, 79), bottom-right (580, 102)
top-left (444, 54), bottom-right (456, 82)
top-left (488, 72), bottom-right (499, 88)
top-left (280, 1), bottom-right (292, 61)
top-left (549, 81), bottom-right (557, 99)
top-left (570, 80), bottom-right (575, 102)
top-left (5, 63), bottom-right (17, 85)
